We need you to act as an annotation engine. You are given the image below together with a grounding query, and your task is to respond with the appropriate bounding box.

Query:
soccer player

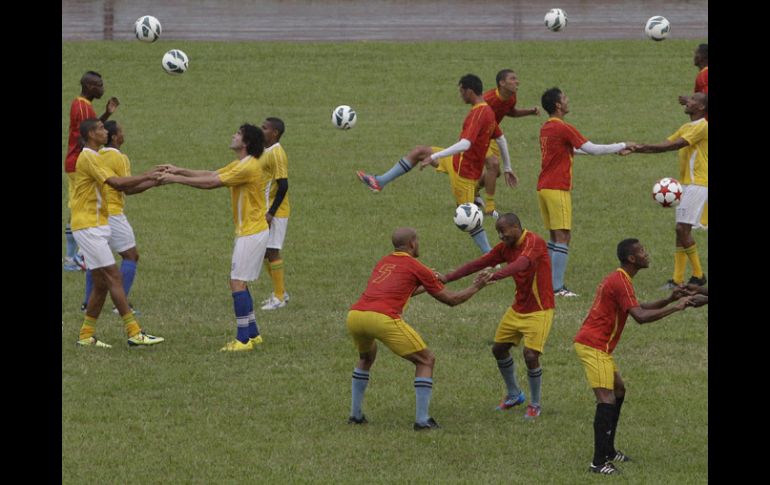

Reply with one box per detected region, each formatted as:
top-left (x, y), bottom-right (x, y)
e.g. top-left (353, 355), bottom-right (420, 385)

top-left (157, 124), bottom-right (274, 352)
top-left (80, 121), bottom-right (145, 314)
top-left (71, 119), bottom-right (163, 348)
top-left (574, 238), bottom-right (692, 475)
top-left (477, 69), bottom-right (540, 217)
top-left (356, 74), bottom-right (513, 254)
top-left (435, 213), bottom-right (553, 420)
top-left (622, 93), bottom-right (708, 288)
top-left (678, 44), bottom-right (708, 229)
top-left (537, 87), bottom-right (631, 297)
top-left (346, 227), bottom-right (491, 430)
top-left (64, 71), bottom-right (120, 271)
top-left (259, 117), bottom-right (291, 310)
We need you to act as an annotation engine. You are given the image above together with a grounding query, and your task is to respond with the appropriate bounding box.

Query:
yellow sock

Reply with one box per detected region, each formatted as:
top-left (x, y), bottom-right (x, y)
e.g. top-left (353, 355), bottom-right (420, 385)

top-left (684, 244), bottom-right (704, 278)
top-left (265, 259), bottom-right (272, 277)
top-left (122, 312), bottom-right (141, 338)
top-left (673, 247), bottom-right (687, 284)
top-left (484, 194), bottom-right (495, 212)
top-left (270, 259), bottom-right (285, 301)
top-left (79, 316), bottom-right (97, 340)
top-left (699, 203), bottom-right (708, 226)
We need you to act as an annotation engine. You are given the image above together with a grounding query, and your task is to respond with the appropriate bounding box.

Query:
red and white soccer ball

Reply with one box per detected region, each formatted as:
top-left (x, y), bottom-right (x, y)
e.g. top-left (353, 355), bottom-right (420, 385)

top-left (652, 177), bottom-right (683, 207)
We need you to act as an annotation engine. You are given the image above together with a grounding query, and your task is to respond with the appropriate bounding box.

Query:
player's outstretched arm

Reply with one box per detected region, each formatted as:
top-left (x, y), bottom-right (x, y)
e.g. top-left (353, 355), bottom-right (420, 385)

top-left (430, 270), bottom-right (491, 307)
top-left (510, 107), bottom-right (539, 117)
top-left (104, 168), bottom-right (162, 193)
top-left (628, 296), bottom-right (692, 324)
top-left (632, 138), bottom-right (689, 154)
top-left (99, 97), bottom-right (120, 122)
top-left (156, 164), bottom-right (215, 178)
top-left (157, 172), bottom-right (224, 190)
top-left (574, 141), bottom-right (628, 156)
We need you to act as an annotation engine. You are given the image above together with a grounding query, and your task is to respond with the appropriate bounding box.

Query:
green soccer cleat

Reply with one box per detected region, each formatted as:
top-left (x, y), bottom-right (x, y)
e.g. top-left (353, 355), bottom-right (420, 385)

top-left (127, 332), bottom-right (164, 347)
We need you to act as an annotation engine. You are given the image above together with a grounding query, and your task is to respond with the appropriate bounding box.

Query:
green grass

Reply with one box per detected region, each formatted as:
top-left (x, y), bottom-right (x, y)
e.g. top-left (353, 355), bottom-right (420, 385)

top-left (62, 39), bottom-right (707, 484)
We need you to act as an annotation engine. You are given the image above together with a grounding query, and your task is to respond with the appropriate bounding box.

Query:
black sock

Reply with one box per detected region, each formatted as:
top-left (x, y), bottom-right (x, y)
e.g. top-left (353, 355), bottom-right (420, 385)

top-left (593, 403), bottom-right (618, 466)
top-left (608, 396), bottom-right (625, 455)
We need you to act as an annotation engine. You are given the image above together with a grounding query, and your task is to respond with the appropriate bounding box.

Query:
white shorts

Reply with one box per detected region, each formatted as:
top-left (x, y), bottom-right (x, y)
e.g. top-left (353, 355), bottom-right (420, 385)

top-left (108, 214), bottom-right (137, 253)
top-left (231, 230), bottom-right (269, 281)
top-left (72, 225), bottom-right (116, 270)
top-left (675, 185), bottom-right (708, 226)
top-left (267, 217), bottom-right (289, 250)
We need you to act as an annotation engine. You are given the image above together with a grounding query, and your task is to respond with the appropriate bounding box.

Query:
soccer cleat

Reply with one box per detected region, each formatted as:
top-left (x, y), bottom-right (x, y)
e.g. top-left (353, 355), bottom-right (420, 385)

top-left (496, 391), bottom-right (526, 411)
top-left (524, 404), bottom-right (541, 420)
top-left (356, 170), bottom-right (382, 193)
top-left (661, 279), bottom-right (681, 290)
top-left (219, 339), bottom-right (253, 352)
top-left (609, 450), bottom-right (632, 463)
top-left (261, 292), bottom-right (290, 305)
top-left (76, 336), bottom-right (112, 348)
top-left (485, 209), bottom-right (500, 220)
top-left (63, 257), bottom-right (83, 272)
top-left (113, 303), bottom-right (140, 315)
top-left (347, 415), bottom-right (368, 425)
top-left (80, 303), bottom-right (87, 312)
top-left (250, 335), bottom-right (263, 345)
top-left (555, 287), bottom-right (578, 297)
top-left (127, 332), bottom-right (164, 347)
top-left (687, 274), bottom-right (707, 286)
top-left (413, 417), bottom-right (440, 431)
top-left (73, 252), bottom-right (87, 271)
top-left (260, 295), bottom-right (287, 310)
top-left (588, 462), bottom-right (620, 475)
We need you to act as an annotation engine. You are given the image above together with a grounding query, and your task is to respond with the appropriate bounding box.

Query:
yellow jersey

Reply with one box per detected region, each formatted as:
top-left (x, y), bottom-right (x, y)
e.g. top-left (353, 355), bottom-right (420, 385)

top-left (668, 118), bottom-right (708, 187)
top-left (264, 142), bottom-right (290, 218)
top-left (216, 154), bottom-right (276, 237)
top-left (70, 147), bottom-right (118, 231)
top-left (99, 147), bottom-right (131, 216)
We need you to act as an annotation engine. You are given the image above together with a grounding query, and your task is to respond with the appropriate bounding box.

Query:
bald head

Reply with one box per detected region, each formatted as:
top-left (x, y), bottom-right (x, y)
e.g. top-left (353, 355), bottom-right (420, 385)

top-left (392, 227), bottom-right (417, 250)
top-left (496, 212), bottom-right (521, 228)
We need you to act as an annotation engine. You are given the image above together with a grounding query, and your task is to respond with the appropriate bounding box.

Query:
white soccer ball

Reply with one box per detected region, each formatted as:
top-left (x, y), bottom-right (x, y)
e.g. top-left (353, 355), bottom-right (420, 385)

top-left (544, 8), bottom-right (568, 32)
top-left (652, 177), bottom-right (683, 207)
top-left (134, 15), bottom-right (161, 42)
top-left (644, 16), bottom-right (670, 41)
top-left (161, 49), bottom-right (189, 75)
top-left (453, 203), bottom-right (483, 232)
top-left (332, 105), bottom-right (357, 130)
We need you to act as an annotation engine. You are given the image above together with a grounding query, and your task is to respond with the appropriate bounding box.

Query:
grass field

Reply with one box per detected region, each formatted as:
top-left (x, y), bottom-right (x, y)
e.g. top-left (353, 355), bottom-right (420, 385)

top-left (62, 39), bottom-right (707, 483)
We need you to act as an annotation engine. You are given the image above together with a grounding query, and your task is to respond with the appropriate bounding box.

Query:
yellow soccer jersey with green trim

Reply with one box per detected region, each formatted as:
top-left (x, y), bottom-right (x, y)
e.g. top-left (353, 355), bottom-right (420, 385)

top-left (70, 147), bottom-right (119, 231)
top-left (264, 143), bottom-right (290, 218)
top-left (216, 154), bottom-right (276, 237)
top-left (668, 118), bottom-right (708, 187)
top-left (99, 147), bottom-right (131, 216)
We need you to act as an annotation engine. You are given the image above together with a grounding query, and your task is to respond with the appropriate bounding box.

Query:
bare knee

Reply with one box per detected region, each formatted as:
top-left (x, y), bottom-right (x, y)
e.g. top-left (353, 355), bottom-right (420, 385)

top-left (523, 348), bottom-right (541, 368)
top-left (230, 280), bottom-right (248, 292)
top-left (492, 342), bottom-right (512, 360)
top-left (120, 247), bottom-right (139, 262)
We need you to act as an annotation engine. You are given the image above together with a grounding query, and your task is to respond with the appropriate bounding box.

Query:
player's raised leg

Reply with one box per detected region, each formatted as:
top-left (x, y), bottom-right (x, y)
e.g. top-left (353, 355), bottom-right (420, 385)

top-left (356, 146), bottom-right (433, 193)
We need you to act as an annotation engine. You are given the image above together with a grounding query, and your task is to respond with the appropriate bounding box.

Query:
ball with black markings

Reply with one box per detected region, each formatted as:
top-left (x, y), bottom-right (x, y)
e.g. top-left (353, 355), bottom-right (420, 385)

top-left (161, 49), bottom-right (189, 75)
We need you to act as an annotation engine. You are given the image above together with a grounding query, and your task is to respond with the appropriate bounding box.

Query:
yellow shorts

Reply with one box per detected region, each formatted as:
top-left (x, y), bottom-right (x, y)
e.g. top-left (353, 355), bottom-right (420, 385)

top-left (67, 172), bottom-right (77, 209)
top-left (432, 147), bottom-right (477, 204)
top-left (494, 307), bottom-right (554, 353)
top-left (574, 342), bottom-right (618, 389)
top-left (346, 310), bottom-right (427, 357)
top-left (485, 140), bottom-right (500, 159)
top-left (537, 189), bottom-right (572, 231)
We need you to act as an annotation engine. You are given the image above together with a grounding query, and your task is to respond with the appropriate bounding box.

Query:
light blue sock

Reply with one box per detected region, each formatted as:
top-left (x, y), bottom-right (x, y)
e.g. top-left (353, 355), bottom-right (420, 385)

top-left (351, 368), bottom-right (370, 419)
top-left (120, 259), bottom-right (137, 297)
top-left (547, 241), bottom-right (555, 262)
top-left (527, 367), bottom-right (543, 407)
top-left (470, 226), bottom-right (492, 254)
top-left (83, 270), bottom-right (93, 306)
top-left (414, 377), bottom-right (433, 425)
top-left (65, 223), bottom-right (77, 259)
top-left (551, 242), bottom-right (569, 291)
top-left (496, 356), bottom-right (521, 398)
top-left (232, 290), bottom-right (252, 343)
top-left (375, 157), bottom-right (413, 187)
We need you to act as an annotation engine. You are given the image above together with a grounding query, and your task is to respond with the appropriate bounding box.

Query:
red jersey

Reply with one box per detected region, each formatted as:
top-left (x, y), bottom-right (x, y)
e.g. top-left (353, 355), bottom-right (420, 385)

top-left (574, 269), bottom-right (639, 354)
top-left (446, 230), bottom-right (553, 314)
top-left (695, 67), bottom-right (708, 121)
top-left (65, 97), bottom-right (98, 173)
top-left (482, 88), bottom-right (518, 124)
top-left (537, 118), bottom-right (588, 191)
top-left (350, 252), bottom-right (445, 319)
top-left (452, 102), bottom-right (502, 181)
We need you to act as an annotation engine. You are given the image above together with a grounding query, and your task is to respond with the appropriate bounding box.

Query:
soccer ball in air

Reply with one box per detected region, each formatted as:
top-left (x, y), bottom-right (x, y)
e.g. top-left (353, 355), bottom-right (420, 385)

top-left (644, 16), bottom-right (670, 41)
top-left (454, 203), bottom-right (483, 232)
top-left (162, 49), bottom-right (189, 75)
top-left (134, 15), bottom-right (161, 42)
top-left (652, 177), bottom-right (683, 207)
top-left (332, 105), bottom-right (357, 130)
top-left (544, 8), bottom-right (568, 32)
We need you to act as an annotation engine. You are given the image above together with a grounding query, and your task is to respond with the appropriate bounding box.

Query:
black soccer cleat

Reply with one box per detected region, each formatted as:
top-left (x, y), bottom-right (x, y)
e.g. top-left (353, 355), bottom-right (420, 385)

top-left (589, 461), bottom-right (620, 475)
top-left (687, 274), bottom-right (707, 286)
top-left (347, 415), bottom-right (368, 425)
top-left (609, 450), bottom-right (632, 463)
top-left (413, 417), bottom-right (441, 431)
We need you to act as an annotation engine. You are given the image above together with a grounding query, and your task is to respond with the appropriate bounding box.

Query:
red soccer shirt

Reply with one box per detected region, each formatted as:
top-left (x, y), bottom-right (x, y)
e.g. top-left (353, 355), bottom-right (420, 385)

top-left (695, 67), bottom-right (708, 121)
top-left (350, 252), bottom-right (445, 319)
top-left (574, 269), bottom-right (639, 354)
top-left (452, 102), bottom-right (502, 181)
top-left (483, 88), bottom-right (518, 124)
top-left (65, 97), bottom-right (98, 173)
top-left (445, 230), bottom-right (553, 314)
top-left (537, 118), bottom-right (588, 191)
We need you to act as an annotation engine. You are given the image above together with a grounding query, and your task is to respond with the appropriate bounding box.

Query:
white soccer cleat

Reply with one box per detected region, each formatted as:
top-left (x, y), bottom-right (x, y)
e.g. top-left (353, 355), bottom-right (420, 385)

top-left (261, 295), bottom-right (287, 310)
